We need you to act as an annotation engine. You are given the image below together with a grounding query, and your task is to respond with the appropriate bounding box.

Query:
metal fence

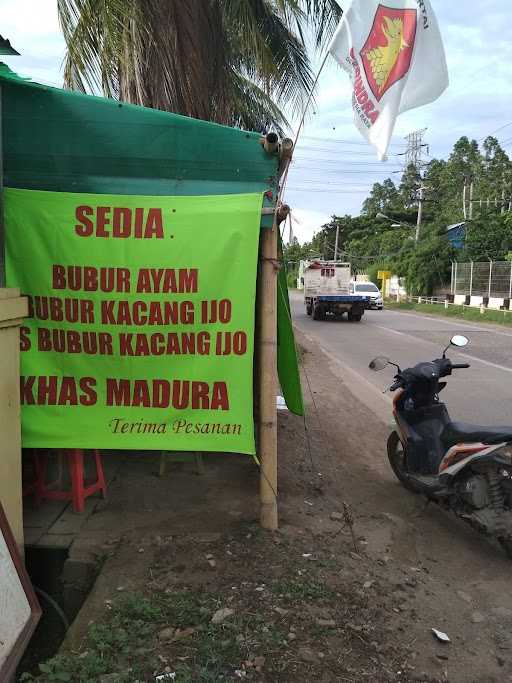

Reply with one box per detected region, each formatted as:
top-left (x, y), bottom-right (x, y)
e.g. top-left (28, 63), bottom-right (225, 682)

top-left (451, 261), bottom-right (512, 298)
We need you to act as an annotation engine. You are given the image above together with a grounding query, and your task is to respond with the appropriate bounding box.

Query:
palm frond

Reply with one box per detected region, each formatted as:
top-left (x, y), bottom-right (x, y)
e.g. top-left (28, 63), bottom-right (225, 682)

top-left (300, 0), bottom-right (343, 49)
top-left (57, 0), bottom-right (341, 133)
top-left (221, 1), bottom-right (313, 117)
top-left (58, 0), bottom-right (131, 95)
top-left (228, 69), bottom-right (289, 134)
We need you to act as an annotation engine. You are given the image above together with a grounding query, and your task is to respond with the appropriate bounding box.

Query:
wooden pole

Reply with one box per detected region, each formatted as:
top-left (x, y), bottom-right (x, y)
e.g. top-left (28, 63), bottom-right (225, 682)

top-left (258, 215), bottom-right (278, 530)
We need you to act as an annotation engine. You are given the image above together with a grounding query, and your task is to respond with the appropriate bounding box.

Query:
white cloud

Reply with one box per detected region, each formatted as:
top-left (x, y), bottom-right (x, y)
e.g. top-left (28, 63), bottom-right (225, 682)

top-left (0, 0), bottom-right (65, 86)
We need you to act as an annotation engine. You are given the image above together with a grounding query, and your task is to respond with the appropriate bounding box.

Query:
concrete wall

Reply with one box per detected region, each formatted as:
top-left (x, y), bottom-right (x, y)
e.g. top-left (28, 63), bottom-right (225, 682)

top-left (0, 289), bottom-right (28, 547)
top-left (387, 275), bottom-right (407, 299)
top-left (453, 294), bottom-right (510, 311)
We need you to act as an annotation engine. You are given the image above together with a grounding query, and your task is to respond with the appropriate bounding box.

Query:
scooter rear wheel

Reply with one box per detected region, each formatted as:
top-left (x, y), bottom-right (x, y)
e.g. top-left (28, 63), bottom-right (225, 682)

top-left (499, 538), bottom-right (512, 559)
top-left (387, 431), bottom-right (418, 492)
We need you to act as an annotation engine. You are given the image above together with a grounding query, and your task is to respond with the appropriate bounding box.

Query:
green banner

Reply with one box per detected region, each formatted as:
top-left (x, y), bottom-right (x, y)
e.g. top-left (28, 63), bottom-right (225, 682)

top-left (6, 188), bottom-right (262, 454)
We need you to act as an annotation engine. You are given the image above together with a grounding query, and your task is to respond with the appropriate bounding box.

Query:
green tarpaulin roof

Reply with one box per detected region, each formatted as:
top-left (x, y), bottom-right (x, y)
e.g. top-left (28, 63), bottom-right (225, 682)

top-left (0, 64), bottom-right (304, 416)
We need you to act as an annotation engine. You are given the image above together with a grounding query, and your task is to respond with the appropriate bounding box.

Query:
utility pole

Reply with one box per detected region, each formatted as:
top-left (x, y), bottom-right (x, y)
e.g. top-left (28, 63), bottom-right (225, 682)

top-left (334, 224), bottom-right (340, 261)
top-left (403, 129), bottom-right (428, 244)
top-left (415, 185), bottom-right (424, 244)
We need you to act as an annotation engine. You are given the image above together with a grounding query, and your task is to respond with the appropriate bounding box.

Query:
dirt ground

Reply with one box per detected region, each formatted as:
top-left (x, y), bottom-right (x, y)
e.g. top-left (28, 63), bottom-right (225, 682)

top-left (24, 330), bottom-right (512, 682)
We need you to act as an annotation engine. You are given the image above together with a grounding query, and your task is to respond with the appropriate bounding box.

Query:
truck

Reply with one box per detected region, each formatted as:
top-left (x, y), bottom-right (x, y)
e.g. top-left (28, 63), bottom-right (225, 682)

top-left (302, 260), bottom-right (370, 322)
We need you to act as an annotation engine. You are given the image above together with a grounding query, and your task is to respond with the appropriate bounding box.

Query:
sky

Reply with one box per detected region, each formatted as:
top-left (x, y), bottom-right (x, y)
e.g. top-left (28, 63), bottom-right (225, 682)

top-left (1, 1), bottom-right (511, 243)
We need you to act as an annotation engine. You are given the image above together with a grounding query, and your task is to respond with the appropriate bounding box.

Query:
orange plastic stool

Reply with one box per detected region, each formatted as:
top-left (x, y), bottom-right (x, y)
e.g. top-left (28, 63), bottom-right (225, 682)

top-left (34, 449), bottom-right (107, 513)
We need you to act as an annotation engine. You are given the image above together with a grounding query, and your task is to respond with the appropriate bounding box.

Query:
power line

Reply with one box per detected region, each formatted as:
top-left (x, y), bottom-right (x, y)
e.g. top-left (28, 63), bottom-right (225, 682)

top-left (292, 155), bottom-right (404, 166)
top-left (292, 157), bottom-right (403, 166)
top-left (289, 183), bottom-right (376, 189)
top-left (285, 188), bottom-right (369, 194)
top-left (294, 144), bottom-right (405, 157)
top-left (300, 135), bottom-right (405, 148)
top-left (403, 128), bottom-right (428, 170)
top-left (478, 121), bottom-right (512, 142)
top-left (288, 177), bottom-right (383, 184)
top-left (289, 168), bottom-right (402, 175)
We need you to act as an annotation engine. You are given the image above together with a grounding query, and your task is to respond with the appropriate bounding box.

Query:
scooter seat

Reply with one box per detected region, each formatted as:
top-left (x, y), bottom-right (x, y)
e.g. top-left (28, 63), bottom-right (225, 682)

top-left (442, 422), bottom-right (512, 447)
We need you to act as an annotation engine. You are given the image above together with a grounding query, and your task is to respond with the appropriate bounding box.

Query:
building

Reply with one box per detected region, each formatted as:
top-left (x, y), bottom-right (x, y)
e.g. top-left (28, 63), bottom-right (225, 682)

top-left (446, 222), bottom-right (466, 250)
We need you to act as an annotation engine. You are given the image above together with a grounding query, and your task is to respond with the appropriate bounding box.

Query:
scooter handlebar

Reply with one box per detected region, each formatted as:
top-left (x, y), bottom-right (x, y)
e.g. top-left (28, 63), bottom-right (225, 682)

top-left (451, 363), bottom-right (470, 369)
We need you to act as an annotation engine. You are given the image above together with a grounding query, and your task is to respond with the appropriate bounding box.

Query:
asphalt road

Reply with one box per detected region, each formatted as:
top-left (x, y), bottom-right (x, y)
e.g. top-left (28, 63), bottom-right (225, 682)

top-left (290, 291), bottom-right (512, 428)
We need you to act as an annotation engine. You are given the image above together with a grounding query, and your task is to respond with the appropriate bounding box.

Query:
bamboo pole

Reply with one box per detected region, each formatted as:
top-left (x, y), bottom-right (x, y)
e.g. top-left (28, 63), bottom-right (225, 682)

top-left (256, 134), bottom-right (288, 531)
top-left (0, 84), bottom-right (5, 287)
top-left (258, 213), bottom-right (278, 530)
top-left (262, 132), bottom-right (279, 155)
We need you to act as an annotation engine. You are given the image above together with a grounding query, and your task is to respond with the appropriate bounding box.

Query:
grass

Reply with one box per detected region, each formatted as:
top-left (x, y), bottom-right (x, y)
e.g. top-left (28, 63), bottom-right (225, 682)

top-left (21, 526), bottom-right (404, 683)
top-left (20, 591), bottom-right (244, 683)
top-left (21, 577), bottom-right (322, 683)
top-left (386, 300), bottom-right (512, 327)
top-left (272, 577), bottom-right (334, 603)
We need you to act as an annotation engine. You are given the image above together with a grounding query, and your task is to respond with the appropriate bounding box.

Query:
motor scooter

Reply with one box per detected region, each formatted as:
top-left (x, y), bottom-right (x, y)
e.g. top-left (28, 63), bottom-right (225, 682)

top-left (370, 335), bottom-right (512, 556)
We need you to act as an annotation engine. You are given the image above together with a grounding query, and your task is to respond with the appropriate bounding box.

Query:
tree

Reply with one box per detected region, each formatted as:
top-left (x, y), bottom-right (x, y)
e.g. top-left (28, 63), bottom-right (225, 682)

top-left (285, 136), bottom-right (511, 296)
top-left (362, 178), bottom-right (400, 215)
top-left (395, 231), bottom-right (454, 296)
top-left (57, 0), bottom-right (342, 133)
top-left (465, 214), bottom-right (512, 261)
top-left (398, 163), bottom-right (420, 208)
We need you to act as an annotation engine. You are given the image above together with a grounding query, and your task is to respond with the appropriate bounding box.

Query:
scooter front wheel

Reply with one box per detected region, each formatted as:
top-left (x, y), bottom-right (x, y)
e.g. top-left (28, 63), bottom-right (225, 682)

top-left (387, 431), bottom-right (418, 492)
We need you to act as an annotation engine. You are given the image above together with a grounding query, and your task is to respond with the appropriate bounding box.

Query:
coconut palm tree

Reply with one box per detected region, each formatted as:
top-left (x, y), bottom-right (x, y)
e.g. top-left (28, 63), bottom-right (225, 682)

top-left (57, 0), bottom-right (342, 133)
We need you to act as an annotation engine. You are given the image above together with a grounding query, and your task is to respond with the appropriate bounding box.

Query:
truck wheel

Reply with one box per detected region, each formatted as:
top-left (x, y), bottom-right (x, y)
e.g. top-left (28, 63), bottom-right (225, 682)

top-left (312, 304), bottom-right (323, 320)
top-left (306, 302), bottom-right (312, 316)
top-left (348, 311), bottom-right (362, 322)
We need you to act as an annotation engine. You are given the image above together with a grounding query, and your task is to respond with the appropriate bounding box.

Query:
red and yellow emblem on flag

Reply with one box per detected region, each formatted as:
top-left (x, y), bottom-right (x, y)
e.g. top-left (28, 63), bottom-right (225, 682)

top-left (328, 0), bottom-right (448, 160)
top-left (361, 5), bottom-right (417, 101)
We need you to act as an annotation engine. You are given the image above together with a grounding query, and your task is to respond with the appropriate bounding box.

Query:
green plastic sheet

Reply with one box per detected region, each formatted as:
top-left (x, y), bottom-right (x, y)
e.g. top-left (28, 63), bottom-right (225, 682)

top-left (0, 64), bottom-right (303, 422)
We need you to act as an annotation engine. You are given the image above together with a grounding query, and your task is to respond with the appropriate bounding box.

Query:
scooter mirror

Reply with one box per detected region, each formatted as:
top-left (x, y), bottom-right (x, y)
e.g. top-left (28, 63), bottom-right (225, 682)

top-left (450, 334), bottom-right (469, 348)
top-left (369, 356), bottom-right (390, 371)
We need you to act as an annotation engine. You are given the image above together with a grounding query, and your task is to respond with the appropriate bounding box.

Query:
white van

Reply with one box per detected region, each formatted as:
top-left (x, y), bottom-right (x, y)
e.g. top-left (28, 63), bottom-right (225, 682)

top-left (349, 281), bottom-right (383, 310)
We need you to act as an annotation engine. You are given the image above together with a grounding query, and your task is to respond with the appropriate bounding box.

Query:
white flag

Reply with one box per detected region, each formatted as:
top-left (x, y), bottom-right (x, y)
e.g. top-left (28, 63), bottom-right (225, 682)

top-left (328, 0), bottom-right (448, 160)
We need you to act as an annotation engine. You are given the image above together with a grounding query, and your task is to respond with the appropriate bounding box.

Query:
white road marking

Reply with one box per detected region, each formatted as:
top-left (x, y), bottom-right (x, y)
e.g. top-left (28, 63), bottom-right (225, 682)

top-left (383, 308), bottom-right (512, 338)
top-left (372, 324), bottom-right (512, 374)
